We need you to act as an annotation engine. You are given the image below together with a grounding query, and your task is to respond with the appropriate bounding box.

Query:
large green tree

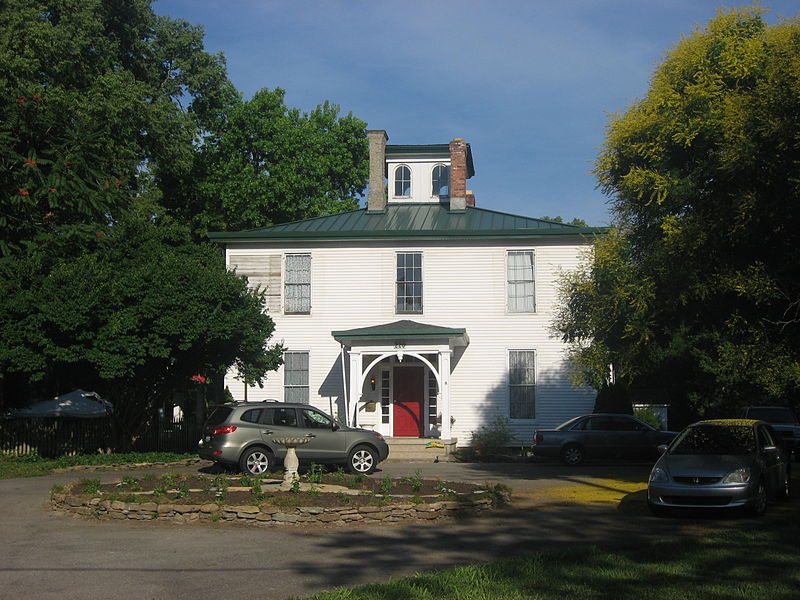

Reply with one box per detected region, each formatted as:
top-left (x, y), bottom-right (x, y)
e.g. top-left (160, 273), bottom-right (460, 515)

top-left (0, 208), bottom-right (282, 444)
top-left (556, 7), bottom-right (800, 418)
top-left (177, 88), bottom-right (368, 233)
top-left (0, 0), bottom-right (236, 254)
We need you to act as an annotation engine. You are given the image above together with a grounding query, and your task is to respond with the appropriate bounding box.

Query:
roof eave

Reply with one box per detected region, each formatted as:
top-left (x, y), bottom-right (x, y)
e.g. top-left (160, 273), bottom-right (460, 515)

top-left (209, 227), bottom-right (607, 243)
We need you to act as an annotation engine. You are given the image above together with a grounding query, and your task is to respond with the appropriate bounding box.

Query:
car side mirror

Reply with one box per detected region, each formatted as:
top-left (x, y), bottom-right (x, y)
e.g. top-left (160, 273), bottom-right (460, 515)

top-left (331, 422), bottom-right (340, 431)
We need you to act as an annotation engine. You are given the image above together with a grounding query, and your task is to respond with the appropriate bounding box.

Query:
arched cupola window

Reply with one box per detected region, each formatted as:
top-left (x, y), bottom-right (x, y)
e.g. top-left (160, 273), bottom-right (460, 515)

top-left (432, 164), bottom-right (449, 197)
top-left (394, 165), bottom-right (411, 197)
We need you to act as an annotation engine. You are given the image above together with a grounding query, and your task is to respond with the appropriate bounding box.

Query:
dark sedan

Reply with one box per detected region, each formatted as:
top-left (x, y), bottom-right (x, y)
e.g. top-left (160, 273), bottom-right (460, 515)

top-left (532, 413), bottom-right (676, 465)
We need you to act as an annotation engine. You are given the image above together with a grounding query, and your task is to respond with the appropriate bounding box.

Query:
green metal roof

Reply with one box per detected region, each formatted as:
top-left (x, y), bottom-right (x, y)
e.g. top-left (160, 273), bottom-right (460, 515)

top-left (386, 143), bottom-right (475, 178)
top-left (386, 144), bottom-right (450, 156)
top-left (332, 320), bottom-right (468, 346)
top-left (208, 204), bottom-right (606, 243)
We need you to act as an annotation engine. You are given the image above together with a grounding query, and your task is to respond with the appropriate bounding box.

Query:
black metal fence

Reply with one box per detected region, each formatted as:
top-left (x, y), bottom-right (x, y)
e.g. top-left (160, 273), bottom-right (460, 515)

top-left (0, 416), bottom-right (199, 458)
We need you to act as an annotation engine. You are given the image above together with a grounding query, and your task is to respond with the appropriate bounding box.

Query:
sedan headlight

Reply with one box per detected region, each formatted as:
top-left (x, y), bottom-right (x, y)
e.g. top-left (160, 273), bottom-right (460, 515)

top-left (722, 468), bottom-right (751, 484)
top-left (649, 467), bottom-right (668, 483)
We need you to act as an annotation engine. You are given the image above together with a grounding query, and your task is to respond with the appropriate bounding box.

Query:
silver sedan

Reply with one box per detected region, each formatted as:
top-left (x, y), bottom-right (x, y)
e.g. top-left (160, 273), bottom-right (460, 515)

top-left (647, 419), bottom-right (792, 516)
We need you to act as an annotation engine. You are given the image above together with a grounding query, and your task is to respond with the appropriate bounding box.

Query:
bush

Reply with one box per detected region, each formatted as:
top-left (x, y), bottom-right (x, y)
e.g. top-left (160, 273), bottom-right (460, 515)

top-left (470, 417), bottom-right (514, 456)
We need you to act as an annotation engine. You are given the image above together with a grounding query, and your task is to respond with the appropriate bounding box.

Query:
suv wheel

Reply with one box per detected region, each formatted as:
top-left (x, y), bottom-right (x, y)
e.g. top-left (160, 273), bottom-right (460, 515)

top-left (348, 445), bottom-right (377, 475)
top-left (240, 447), bottom-right (273, 475)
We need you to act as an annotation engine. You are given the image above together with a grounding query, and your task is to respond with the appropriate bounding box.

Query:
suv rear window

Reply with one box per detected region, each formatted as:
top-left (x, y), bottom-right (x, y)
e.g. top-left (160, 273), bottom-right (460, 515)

top-left (205, 406), bottom-right (233, 428)
top-left (240, 408), bottom-right (263, 423)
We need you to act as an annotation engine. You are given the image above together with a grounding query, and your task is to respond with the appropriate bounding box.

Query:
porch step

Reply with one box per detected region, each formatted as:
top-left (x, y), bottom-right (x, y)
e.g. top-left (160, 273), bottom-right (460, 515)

top-left (384, 438), bottom-right (459, 463)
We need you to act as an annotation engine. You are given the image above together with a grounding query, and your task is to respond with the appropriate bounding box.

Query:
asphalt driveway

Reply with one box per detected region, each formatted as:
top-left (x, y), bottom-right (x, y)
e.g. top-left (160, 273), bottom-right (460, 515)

top-left (0, 460), bottom-right (794, 600)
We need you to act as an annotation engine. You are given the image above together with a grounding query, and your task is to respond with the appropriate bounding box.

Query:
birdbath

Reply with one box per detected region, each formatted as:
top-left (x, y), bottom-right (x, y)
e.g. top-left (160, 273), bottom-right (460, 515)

top-left (272, 437), bottom-right (311, 490)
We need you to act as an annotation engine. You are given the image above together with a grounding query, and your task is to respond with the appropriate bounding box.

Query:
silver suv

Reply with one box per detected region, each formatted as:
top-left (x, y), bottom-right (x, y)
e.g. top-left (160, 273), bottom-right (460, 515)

top-left (197, 402), bottom-right (389, 475)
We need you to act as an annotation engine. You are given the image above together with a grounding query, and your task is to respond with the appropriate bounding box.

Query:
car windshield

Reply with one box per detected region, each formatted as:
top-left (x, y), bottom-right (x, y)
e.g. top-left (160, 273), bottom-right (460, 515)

top-left (670, 424), bottom-right (755, 455)
top-left (747, 407), bottom-right (796, 424)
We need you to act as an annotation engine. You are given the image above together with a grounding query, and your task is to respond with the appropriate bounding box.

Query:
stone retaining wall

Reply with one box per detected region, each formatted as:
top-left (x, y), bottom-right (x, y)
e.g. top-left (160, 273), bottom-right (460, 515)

top-left (51, 493), bottom-right (500, 526)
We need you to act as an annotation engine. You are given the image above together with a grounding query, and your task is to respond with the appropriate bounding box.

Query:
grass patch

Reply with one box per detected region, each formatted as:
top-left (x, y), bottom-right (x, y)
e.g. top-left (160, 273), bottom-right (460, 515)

top-left (0, 452), bottom-right (195, 479)
top-left (290, 523), bottom-right (800, 600)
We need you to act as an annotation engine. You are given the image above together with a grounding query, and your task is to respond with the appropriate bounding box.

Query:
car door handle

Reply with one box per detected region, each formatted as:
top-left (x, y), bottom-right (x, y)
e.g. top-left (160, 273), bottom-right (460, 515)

top-left (261, 430), bottom-right (273, 434)
top-left (305, 433), bottom-right (316, 438)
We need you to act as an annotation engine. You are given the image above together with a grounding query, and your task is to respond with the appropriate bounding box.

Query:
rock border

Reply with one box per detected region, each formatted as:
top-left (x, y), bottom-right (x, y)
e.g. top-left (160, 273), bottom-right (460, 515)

top-left (51, 490), bottom-right (501, 526)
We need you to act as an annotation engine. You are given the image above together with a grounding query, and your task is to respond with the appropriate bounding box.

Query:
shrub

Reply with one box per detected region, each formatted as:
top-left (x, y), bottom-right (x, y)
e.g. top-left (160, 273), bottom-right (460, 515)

top-left (470, 417), bottom-right (514, 455)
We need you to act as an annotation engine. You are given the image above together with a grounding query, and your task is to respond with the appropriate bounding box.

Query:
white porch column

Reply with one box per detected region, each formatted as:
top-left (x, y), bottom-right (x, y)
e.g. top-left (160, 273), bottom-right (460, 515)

top-left (348, 351), bottom-right (363, 428)
top-left (439, 350), bottom-right (452, 439)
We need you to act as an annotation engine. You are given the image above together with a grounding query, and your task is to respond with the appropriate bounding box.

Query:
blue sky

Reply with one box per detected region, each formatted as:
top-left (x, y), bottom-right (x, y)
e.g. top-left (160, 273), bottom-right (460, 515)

top-left (154, 1), bottom-right (798, 226)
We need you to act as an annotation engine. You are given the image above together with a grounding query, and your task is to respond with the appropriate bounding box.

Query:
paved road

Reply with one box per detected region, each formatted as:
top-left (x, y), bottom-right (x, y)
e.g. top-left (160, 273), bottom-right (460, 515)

top-left (0, 460), bottom-right (795, 600)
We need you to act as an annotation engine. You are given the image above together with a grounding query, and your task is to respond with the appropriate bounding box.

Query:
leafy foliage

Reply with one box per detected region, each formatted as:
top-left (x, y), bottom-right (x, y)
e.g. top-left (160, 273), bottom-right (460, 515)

top-left (469, 417), bottom-right (515, 455)
top-left (0, 0), bottom-right (234, 253)
top-left (557, 7), bottom-right (800, 418)
top-left (0, 211), bottom-right (282, 444)
top-left (180, 88), bottom-right (368, 233)
top-left (0, 2), bottom-right (369, 442)
top-left (539, 216), bottom-right (590, 227)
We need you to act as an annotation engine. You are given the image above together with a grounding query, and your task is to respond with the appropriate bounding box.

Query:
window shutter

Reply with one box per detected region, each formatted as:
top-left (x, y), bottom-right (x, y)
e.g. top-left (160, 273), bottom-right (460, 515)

top-left (228, 254), bottom-right (282, 313)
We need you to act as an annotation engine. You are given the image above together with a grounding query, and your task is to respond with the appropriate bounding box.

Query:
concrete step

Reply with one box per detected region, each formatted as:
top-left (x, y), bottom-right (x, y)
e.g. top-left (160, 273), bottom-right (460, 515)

top-left (384, 438), bottom-right (458, 463)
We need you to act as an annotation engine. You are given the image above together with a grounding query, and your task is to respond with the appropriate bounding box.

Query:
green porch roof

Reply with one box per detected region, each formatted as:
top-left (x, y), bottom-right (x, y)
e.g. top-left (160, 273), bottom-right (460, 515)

top-left (208, 204), bottom-right (605, 243)
top-left (332, 320), bottom-right (468, 346)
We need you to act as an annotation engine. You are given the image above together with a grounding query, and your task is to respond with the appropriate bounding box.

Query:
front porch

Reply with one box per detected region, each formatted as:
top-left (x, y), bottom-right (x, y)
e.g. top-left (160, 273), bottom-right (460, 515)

top-left (332, 320), bottom-right (469, 441)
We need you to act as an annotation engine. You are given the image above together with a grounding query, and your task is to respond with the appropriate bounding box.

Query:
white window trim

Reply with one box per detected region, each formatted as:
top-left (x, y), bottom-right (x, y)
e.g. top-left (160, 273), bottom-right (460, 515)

top-left (506, 250), bottom-right (536, 313)
top-left (393, 164), bottom-right (412, 198)
top-left (284, 253), bottom-right (311, 315)
top-left (508, 349), bottom-right (536, 421)
top-left (395, 251), bottom-right (424, 314)
top-left (283, 350), bottom-right (310, 404)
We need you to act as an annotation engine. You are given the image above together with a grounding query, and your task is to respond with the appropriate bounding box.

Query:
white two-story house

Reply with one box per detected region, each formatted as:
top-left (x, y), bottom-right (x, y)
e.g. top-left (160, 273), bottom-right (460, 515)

top-left (209, 130), bottom-right (601, 447)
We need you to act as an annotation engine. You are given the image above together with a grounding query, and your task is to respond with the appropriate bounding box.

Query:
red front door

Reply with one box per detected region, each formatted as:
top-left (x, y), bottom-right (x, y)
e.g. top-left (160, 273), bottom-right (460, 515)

top-left (393, 366), bottom-right (424, 436)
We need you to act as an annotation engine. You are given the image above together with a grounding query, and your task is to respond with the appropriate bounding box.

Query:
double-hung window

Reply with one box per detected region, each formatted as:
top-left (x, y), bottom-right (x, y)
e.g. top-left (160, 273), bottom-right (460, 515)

top-left (284, 254), bottom-right (311, 314)
top-left (507, 250), bottom-right (535, 312)
top-left (396, 252), bottom-right (423, 313)
top-left (509, 350), bottom-right (536, 419)
top-left (283, 351), bottom-right (309, 403)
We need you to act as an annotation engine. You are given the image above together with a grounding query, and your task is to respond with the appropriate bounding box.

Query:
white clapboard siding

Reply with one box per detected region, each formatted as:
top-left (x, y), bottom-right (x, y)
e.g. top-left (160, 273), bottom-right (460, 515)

top-left (228, 254), bottom-right (282, 314)
top-left (225, 238), bottom-right (597, 446)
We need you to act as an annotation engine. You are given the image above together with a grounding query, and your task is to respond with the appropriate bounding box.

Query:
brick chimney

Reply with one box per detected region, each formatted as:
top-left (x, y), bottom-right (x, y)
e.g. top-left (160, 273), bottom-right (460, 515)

top-left (449, 138), bottom-right (468, 211)
top-left (367, 130), bottom-right (388, 212)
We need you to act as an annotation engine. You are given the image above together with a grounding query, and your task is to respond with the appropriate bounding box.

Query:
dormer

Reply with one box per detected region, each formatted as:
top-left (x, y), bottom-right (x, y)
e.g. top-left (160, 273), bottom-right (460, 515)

top-left (366, 130), bottom-right (475, 213)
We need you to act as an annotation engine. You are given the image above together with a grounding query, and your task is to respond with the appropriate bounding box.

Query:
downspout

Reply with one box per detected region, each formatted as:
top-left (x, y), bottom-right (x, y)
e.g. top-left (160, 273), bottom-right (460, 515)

top-left (340, 343), bottom-right (349, 426)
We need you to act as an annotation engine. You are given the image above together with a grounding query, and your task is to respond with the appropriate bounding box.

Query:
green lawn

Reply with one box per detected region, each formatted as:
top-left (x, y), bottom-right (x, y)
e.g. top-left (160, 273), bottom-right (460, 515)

top-left (0, 452), bottom-right (195, 478)
top-left (291, 518), bottom-right (799, 600)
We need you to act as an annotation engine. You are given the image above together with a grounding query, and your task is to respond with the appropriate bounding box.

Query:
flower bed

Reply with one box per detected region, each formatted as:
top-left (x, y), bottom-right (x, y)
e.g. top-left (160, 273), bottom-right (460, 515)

top-left (50, 470), bottom-right (511, 526)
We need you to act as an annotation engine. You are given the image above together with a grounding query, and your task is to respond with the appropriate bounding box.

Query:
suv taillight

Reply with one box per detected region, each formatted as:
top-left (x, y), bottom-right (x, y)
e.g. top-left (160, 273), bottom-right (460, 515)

top-left (213, 425), bottom-right (237, 435)
top-left (533, 432), bottom-right (543, 445)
